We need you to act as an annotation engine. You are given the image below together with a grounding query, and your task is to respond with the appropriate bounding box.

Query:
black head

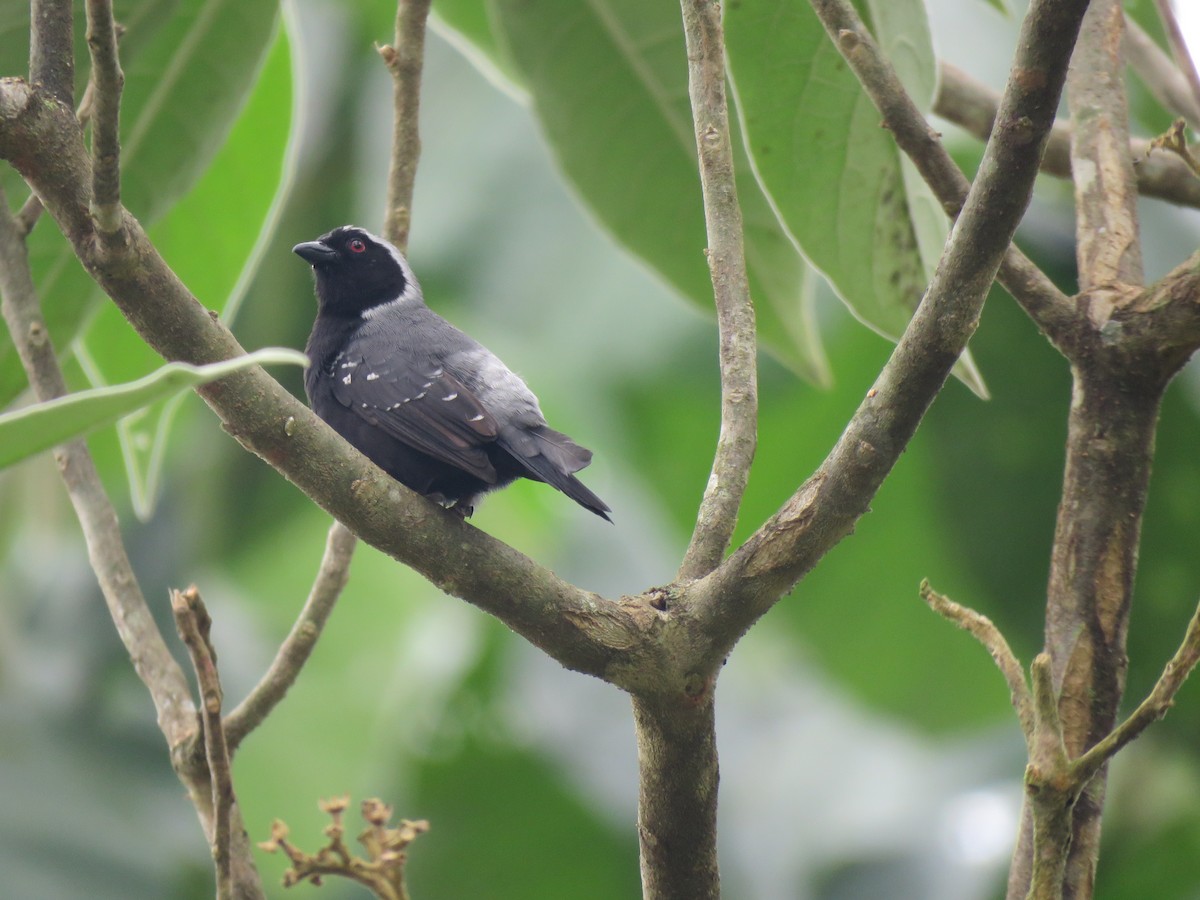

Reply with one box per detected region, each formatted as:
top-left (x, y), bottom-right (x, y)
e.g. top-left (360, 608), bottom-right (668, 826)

top-left (293, 226), bottom-right (421, 318)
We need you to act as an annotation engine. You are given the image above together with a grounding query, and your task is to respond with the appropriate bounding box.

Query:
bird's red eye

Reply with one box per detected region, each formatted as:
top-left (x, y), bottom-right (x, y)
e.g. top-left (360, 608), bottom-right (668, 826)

top-left (348, 239), bottom-right (367, 254)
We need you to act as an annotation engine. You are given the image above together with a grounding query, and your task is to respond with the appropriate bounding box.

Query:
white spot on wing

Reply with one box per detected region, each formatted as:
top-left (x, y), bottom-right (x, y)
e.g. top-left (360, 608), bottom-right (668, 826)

top-left (468, 413), bottom-right (485, 422)
top-left (341, 373), bottom-right (352, 385)
top-left (366, 372), bottom-right (379, 381)
top-left (443, 392), bottom-right (458, 401)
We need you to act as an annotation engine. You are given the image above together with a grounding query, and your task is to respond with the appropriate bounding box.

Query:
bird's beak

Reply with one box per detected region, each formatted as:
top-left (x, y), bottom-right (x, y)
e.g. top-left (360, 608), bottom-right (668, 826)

top-left (293, 240), bottom-right (338, 266)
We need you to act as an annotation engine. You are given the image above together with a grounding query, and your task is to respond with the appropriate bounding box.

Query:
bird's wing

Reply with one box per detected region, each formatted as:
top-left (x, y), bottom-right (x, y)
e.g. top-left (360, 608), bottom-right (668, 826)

top-left (328, 348), bottom-right (500, 483)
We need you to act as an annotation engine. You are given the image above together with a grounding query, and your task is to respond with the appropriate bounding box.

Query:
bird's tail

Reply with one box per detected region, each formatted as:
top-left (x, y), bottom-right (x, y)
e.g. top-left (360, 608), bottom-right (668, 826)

top-left (501, 425), bottom-right (613, 522)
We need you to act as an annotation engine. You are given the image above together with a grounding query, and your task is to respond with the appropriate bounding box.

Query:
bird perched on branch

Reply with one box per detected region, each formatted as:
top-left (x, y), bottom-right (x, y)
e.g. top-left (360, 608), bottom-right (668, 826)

top-left (295, 226), bottom-right (611, 521)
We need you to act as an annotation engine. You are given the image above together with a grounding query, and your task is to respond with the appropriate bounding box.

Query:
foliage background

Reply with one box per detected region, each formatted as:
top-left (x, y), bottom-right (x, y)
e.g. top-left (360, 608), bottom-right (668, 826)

top-left (2, 0), bottom-right (1200, 898)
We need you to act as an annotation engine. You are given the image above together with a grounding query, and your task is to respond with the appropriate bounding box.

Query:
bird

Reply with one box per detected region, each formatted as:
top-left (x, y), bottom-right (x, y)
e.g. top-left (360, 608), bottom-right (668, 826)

top-left (294, 225), bottom-right (611, 522)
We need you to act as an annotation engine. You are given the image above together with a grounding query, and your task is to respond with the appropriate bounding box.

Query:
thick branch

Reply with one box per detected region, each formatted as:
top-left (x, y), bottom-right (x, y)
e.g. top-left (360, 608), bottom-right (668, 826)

top-left (378, 0), bottom-right (432, 252)
top-left (224, 520), bottom-right (357, 752)
top-left (633, 693), bottom-right (719, 900)
top-left (0, 82), bottom-right (657, 685)
top-left (688, 0), bottom-right (1093, 662)
top-left (84, 0), bottom-right (123, 234)
top-left (1068, 0), bottom-right (1142, 289)
top-left (29, 0), bottom-right (74, 107)
top-left (935, 61), bottom-right (1200, 211)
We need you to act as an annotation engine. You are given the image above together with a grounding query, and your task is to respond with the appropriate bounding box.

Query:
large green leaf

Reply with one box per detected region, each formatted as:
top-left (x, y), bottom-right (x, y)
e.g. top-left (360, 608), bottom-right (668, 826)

top-left (726, 0), bottom-right (986, 395)
top-left (0, 348), bottom-right (306, 471)
top-left (433, 0), bottom-right (829, 383)
top-left (0, 0), bottom-right (281, 407)
top-left (74, 19), bottom-right (299, 517)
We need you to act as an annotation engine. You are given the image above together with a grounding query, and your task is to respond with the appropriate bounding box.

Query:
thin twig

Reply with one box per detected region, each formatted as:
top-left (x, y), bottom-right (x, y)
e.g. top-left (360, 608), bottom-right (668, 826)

top-left (224, 520), bottom-right (357, 752)
top-left (0, 187), bottom-right (196, 748)
top-left (934, 62), bottom-right (1200, 210)
top-left (1068, 0), bottom-right (1143, 289)
top-left (1148, 118), bottom-right (1200, 176)
top-left (1073, 596), bottom-right (1200, 783)
top-left (1153, 0), bottom-right (1200, 124)
top-left (28, 0), bottom-right (74, 107)
top-left (84, 0), bottom-right (123, 234)
top-left (813, 5), bottom-right (1076, 348)
top-left (676, 0), bottom-right (758, 581)
top-left (1029, 654), bottom-right (1067, 764)
top-left (1126, 15), bottom-right (1200, 127)
top-left (919, 581), bottom-right (1033, 744)
top-left (378, 0), bottom-right (432, 252)
top-left (172, 586), bottom-right (235, 900)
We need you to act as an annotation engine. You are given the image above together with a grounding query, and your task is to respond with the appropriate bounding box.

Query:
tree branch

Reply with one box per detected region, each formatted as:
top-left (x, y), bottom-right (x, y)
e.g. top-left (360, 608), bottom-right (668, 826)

top-left (1073, 594), bottom-right (1200, 782)
top-left (934, 61), bottom-right (1200, 212)
top-left (84, 0), bottom-right (123, 234)
top-left (224, 520), bottom-right (357, 752)
top-left (1152, 0), bottom-right (1200, 122)
top-left (172, 586), bottom-right (238, 900)
top-left (0, 187), bottom-right (196, 748)
top-left (377, 0), bottom-right (432, 252)
top-left (688, 0), bottom-right (1093, 663)
top-left (633, 692), bottom-right (719, 900)
top-left (1024, 654), bottom-right (1075, 900)
top-left (29, 0), bottom-right (73, 107)
top-left (0, 81), bottom-right (660, 684)
top-left (1069, 0), bottom-right (1142, 289)
top-left (1014, 7), bottom-right (1160, 895)
top-left (1125, 15), bottom-right (1200, 127)
top-left (675, 0), bottom-right (758, 582)
top-left (920, 581), bottom-right (1034, 745)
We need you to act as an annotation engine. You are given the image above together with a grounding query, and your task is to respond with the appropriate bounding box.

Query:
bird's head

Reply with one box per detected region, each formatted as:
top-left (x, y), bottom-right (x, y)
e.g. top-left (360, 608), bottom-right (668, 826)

top-left (293, 226), bottom-right (422, 318)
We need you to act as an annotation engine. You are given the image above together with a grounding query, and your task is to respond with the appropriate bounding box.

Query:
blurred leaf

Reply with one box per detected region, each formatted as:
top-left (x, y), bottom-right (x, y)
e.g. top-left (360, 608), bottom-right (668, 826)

top-left (75, 18), bottom-right (299, 517)
top-left (436, 0), bottom-right (829, 383)
top-left (431, 0), bottom-right (525, 93)
top-left (407, 738), bottom-right (640, 899)
top-left (0, 0), bottom-right (281, 408)
top-left (979, 0), bottom-right (1011, 17)
top-left (0, 349), bottom-right (306, 470)
top-left (726, 0), bottom-right (986, 396)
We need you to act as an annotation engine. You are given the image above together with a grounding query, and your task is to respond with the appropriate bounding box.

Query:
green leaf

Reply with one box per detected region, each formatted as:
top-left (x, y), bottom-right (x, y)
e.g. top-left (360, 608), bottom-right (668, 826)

top-left (0, 348), bottom-right (306, 471)
top-left (439, 0), bottom-right (829, 383)
top-left (73, 17), bottom-right (299, 516)
top-left (726, 0), bottom-right (986, 396)
top-left (0, 0), bottom-right (282, 407)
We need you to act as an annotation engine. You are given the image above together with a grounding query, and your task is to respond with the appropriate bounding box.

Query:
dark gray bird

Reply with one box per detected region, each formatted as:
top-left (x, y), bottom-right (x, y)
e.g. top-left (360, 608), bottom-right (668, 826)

top-left (294, 225), bottom-right (611, 521)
